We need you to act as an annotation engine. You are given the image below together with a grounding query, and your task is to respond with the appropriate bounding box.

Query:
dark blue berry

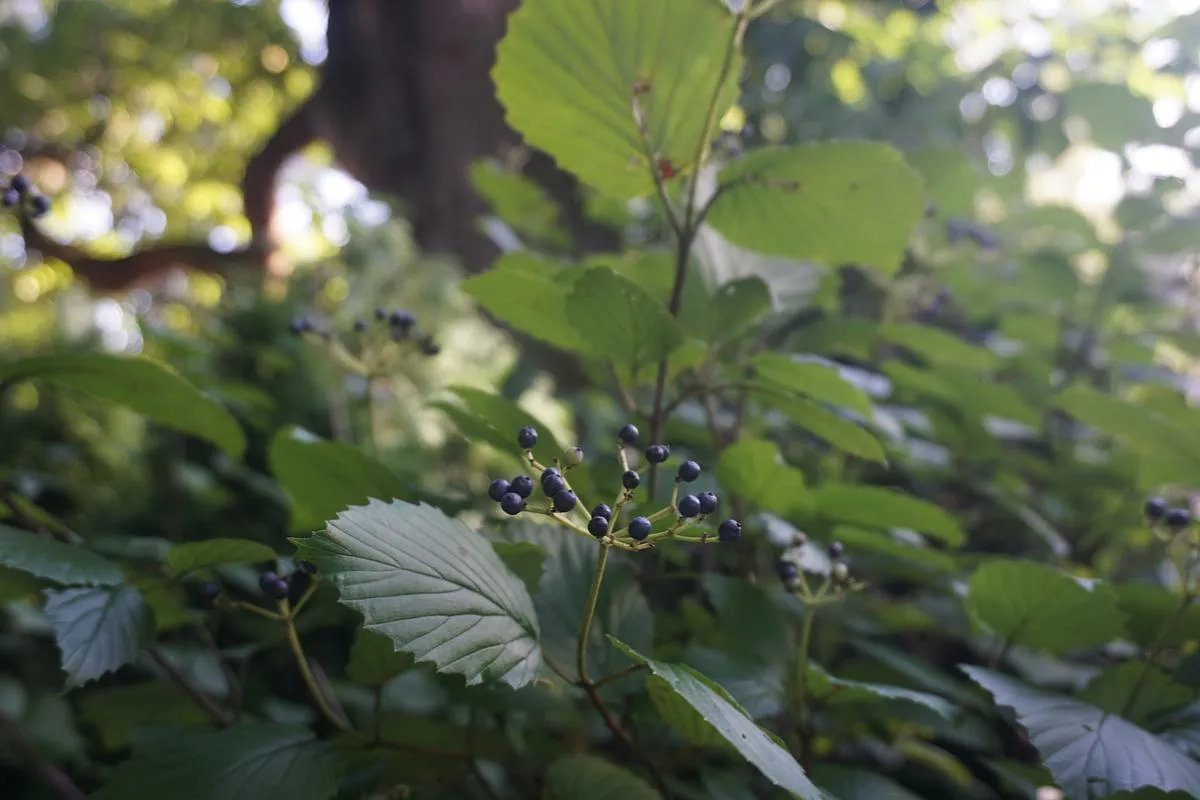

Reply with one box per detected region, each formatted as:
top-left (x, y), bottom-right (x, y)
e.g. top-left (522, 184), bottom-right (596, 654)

top-left (1145, 497), bottom-right (1168, 521)
top-left (500, 492), bottom-right (526, 516)
top-left (510, 475), bottom-right (534, 498)
top-left (776, 559), bottom-right (797, 582)
top-left (542, 467), bottom-right (562, 480)
top-left (622, 470), bottom-right (640, 490)
top-left (259, 571), bottom-right (289, 600)
top-left (618, 424), bottom-right (639, 443)
top-left (592, 503), bottom-right (612, 520)
top-left (420, 337), bottom-right (441, 357)
top-left (717, 519), bottom-right (742, 543)
top-left (1166, 507), bottom-right (1192, 529)
top-left (677, 494), bottom-right (701, 518)
top-left (542, 474), bottom-right (566, 497)
top-left (374, 308), bottom-right (388, 321)
top-left (645, 444), bottom-right (669, 464)
top-left (297, 560), bottom-right (317, 575)
top-left (588, 516), bottom-right (609, 537)
top-left (488, 478), bottom-right (511, 502)
top-left (677, 460), bottom-right (701, 482)
top-left (827, 541), bottom-right (844, 559)
top-left (517, 426), bottom-right (538, 450)
top-left (199, 580), bottom-right (220, 603)
top-left (353, 318), bottom-right (368, 332)
top-left (9, 175), bottom-right (29, 195)
top-left (2, 189), bottom-right (17, 208)
top-left (289, 317), bottom-right (311, 335)
top-left (698, 491), bottom-right (718, 515)
top-left (552, 490), bottom-right (577, 513)
top-left (29, 195), bottom-right (49, 217)
top-left (628, 517), bottom-right (652, 541)
top-left (390, 310), bottom-right (416, 330)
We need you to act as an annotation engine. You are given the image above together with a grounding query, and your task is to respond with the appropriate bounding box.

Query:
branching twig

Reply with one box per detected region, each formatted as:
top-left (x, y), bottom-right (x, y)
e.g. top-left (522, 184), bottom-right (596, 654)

top-left (147, 645), bottom-right (236, 728)
top-left (0, 712), bottom-right (87, 800)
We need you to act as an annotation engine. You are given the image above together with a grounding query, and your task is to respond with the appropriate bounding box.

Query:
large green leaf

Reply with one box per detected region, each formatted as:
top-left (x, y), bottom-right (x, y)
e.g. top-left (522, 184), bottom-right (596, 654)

top-left (460, 252), bottom-right (587, 352)
top-left (0, 354), bottom-right (245, 458)
top-left (763, 391), bottom-right (887, 464)
top-left (682, 646), bottom-right (786, 719)
top-left (566, 267), bottom-right (684, 369)
top-left (806, 664), bottom-right (957, 719)
top-left (878, 324), bottom-right (996, 370)
top-left (703, 277), bottom-right (773, 343)
top-left (166, 538), bottom-right (275, 575)
top-left (831, 526), bottom-right (957, 574)
top-left (966, 560), bottom-right (1126, 653)
top-left (293, 500), bottom-right (541, 688)
top-left (812, 484), bottom-right (963, 547)
top-left (470, 159), bottom-right (567, 247)
top-left (1079, 663), bottom-right (1193, 727)
top-left (269, 426), bottom-right (410, 533)
top-left (77, 682), bottom-right (210, 751)
top-left (716, 438), bottom-right (808, 517)
top-left (751, 353), bottom-right (872, 417)
top-left (0, 524), bottom-right (124, 586)
top-left (494, 0), bottom-right (741, 199)
top-left (963, 666), bottom-right (1200, 800)
top-left (345, 627), bottom-right (413, 687)
top-left (808, 765), bottom-right (925, 800)
top-left (612, 639), bottom-right (822, 799)
top-left (706, 574), bottom-right (792, 663)
top-left (1116, 584), bottom-right (1200, 649)
top-left (542, 755), bottom-right (660, 800)
top-left (44, 586), bottom-right (151, 687)
top-left (441, 386), bottom-right (564, 465)
top-left (706, 142), bottom-right (924, 274)
top-left (92, 723), bottom-right (341, 800)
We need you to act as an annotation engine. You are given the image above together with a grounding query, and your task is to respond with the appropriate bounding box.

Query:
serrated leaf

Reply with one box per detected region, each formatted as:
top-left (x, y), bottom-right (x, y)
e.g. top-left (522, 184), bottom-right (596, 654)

top-left (0, 354), bottom-right (245, 458)
top-left (566, 267), bottom-right (684, 369)
top-left (763, 391), bottom-right (887, 464)
top-left (683, 646), bottom-right (786, 719)
top-left (269, 426), bottom-right (410, 533)
top-left (1079, 663), bottom-right (1193, 727)
top-left (460, 252), bottom-right (587, 352)
top-left (494, 0), bottom-right (741, 199)
top-left (166, 538), bottom-right (275, 575)
top-left (346, 627), bottom-right (413, 686)
top-left (1116, 584), bottom-right (1200, 650)
top-left (44, 585), bottom-right (151, 687)
top-left (966, 560), bottom-right (1126, 653)
top-left (491, 541), bottom-right (548, 596)
top-left (77, 682), bottom-right (209, 751)
top-left (294, 500), bottom-right (541, 688)
top-left (542, 754), bottom-right (661, 800)
top-left (812, 484), bottom-right (963, 547)
top-left (806, 664), bottom-right (958, 719)
top-left (716, 438), bottom-right (808, 517)
top-left (611, 639), bottom-right (822, 799)
top-left (751, 353), bottom-right (873, 417)
top-left (92, 723), bottom-right (340, 800)
top-left (706, 142), bottom-right (924, 273)
top-left (443, 386), bottom-right (564, 465)
top-left (0, 524), bottom-right (124, 586)
top-left (878, 323), bottom-right (996, 370)
top-left (963, 666), bottom-right (1200, 800)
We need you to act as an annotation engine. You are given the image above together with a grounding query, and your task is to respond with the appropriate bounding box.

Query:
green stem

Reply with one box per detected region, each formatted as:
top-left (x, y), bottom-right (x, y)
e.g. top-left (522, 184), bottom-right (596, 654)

top-left (577, 545), bottom-right (611, 682)
top-left (1121, 593), bottom-right (1194, 718)
top-left (280, 601), bottom-right (352, 731)
top-left (590, 662), bottom-right (647, 690)
top-left (795, 605), bottom-right (816, 715)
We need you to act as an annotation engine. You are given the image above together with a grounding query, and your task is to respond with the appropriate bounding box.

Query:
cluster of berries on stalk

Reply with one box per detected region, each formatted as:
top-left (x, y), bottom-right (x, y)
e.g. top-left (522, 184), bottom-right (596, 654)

top-left (2, 174), bottom-right (50, 218)
top-left (197, 559), bottom-right (318, 608)
top-left (775, 531), bottom-right (863, 603)
top-left (487, 423), bottom-right (742, 550)
top-left (1144, 497), bottom-right (1192, 531)
top-left (290, 306), bottom-right (440, 357)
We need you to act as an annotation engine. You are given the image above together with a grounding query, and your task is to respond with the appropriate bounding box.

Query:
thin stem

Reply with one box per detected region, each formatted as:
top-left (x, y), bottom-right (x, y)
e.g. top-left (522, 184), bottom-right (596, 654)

top-left (363, 375), bottom-right (380, 458)
top-left (0, 713), bottom-right (87, 800)
top-left (577, 545), bottom-right (611, 683)
top-left (795, 606), bottom-right (816, 715)
top-left (148, 645), bottom-right (235, 728)
top-left (591, 662), bottom-right (647, 690)
top-left (1121, 593), bottom-right (1194, 718)
top-left (196, 623), bottom-right (242, 713)
top-left (280, 601), bottom-right (352, 731)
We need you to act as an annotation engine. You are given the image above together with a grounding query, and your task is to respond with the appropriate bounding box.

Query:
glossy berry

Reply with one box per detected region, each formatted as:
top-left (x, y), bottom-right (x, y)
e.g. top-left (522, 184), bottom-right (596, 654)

top-left (1166, 507), bottom-right (1192, 529)
top-left (552, 490), bottom-right (577, 513)
top-left (500, 492), bottom-right (526, 516)
top-left (1145, 497), bottom-right (1168, 521)
top-left (617, 423), bottom-right (639, 444)
top-left (677, 460), bottom-right (701, 482)
top-left (628, 516), bottom-right (652, 541)
top-left (645, 444), bottom-right (670, 464)
top-left (488, 478), bottom-right (511, 502)
top-left (677, 494), bottom-right (701, 518)
top-left (776, 559), bottom-right (798, 583)
top-left (592, 503), bottom-right (612, 520)
top-left (517, 426), bottom-right (538, 450)
top-left (540, 467), bottom-right (561, 486)
top-left (353, 318), bottom-right (368, 332)
top-left (374, 308), bottom-right (388, 321)
top-left (588, 516), bottom-right (610, 537)
top-left (563, 447), bottom-right (584, 467)
top-left (9, 175), bottom-right (29, 195)
top-left (542, 474), bottom-right (566, 497)
top-left (199, 580), bottom-right (221, 603)
top-left (297, 560), bottom-right (317, 575)
top-left (29, 195), bottom-right (50, 217)
top-left (259, 571), bottom-right (289, 600)
top-left (717, 519), bottom-right (742, 543)
top-left (2, 189), bottom-right (17, 207)
top-left (827, 541), bottom-right (844, 560)
top-left (622, 470), bottom-right (641, 490)
top-left (420, 337), bottom-right (440, 357)
top-left (510, 475), bottom-right (534, 498)
top-left (390, 310), bottom-right (416, 330)
top-left (698, 491), bottom-right (718, 515)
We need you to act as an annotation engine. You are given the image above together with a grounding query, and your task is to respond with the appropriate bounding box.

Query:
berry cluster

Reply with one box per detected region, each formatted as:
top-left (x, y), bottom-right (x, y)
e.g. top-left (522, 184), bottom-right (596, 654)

top-left (946, 217), bottom-right (998, 250)
top-left (1144, 497), bottom-right (1192, 530)
top-left (487, 423), bottom-right (742, 551)
top-left (197, 560), bottom-right (317, 607)
top-left (775, 531), bottom-right (862, 603)
top-left (2, 175), bottom-right (50, 218)
top-left (290, 306), bottom-right (440, 357)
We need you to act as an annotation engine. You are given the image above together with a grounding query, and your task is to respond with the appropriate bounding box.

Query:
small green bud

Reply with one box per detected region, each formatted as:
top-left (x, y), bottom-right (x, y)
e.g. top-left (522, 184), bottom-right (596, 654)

top-left (831, 562), bottom-right (849, 584)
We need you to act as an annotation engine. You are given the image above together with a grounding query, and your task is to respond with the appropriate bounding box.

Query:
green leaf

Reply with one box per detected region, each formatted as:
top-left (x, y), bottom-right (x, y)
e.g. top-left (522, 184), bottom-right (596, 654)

top-left (443, 386), bottom-right (565, 464)
top-left (716, 438), bottom-right (808, 517)
top-left (812, 484), bottom-right (964, 547)
top-left (166, 538), bottom-right (275, 575)
top-left (704, 277), bottom-right (773, 343)
top-left (706, 142), bottom-right (925, 274)
top-left (808, 765), bottom-right (925, 800)
top-left (460, 252), bottom-right (587, 352)
top-left (566, 267), bottom-right (684, 369)
top-left (0, 354), bottom-right (245, 458)
top-left (0, 566), bottom-right (41, 602)
top-left (494, 0), bottom-right (741, 199)
top-left (92, 723), bottom-right (341, 800)
top-left (1079, 663), bottom-right (1193, 727)
top-left (1116, 584), bottom-right (1200, 649)
top-left (706, 574), bottom-right (792, 663)
top-left (831, 526), bottom-right (957, 574)
top-left (966, 560), bottom-right (1126, 653)
top-left (878, 323), bottom-right (996, 370)
top-left (77, 682), bottom-right (209, 751)
top-left (751, 353), bottom-right (873, 417)
top-left (470, 159), bottom-right (567, 247)
top-left (611, 639), bottom-right (822, 799)
top-left (806, 664), bottom-right (958, 719)
top-left (542, 754), bottom-right (660, 800)
top-left (683, 646), bottom-right (786, 719)
top-left (294, 500), bottom-right (541, 688)
top-left (0, 524), bottom-right (124, 586)
top-left (963, 666), bottom-right (1200, 800)
top-left (44, 586), bottom-right (151, 687)
top-left (491, 541), bottom-right (548, 596)
top-left (762, 391), bottom-right (887, 464)
top-left (346, 628), bottom-right (413, 687)
top-left (905, 146), bottom-right (980, 217)
top-left (269, 426), bottom-right (409, 533)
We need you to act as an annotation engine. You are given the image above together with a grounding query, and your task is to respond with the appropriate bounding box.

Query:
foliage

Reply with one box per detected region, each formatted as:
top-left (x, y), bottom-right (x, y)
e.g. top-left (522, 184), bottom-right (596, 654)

top-left (4, 1), bottom-right (1200, 799)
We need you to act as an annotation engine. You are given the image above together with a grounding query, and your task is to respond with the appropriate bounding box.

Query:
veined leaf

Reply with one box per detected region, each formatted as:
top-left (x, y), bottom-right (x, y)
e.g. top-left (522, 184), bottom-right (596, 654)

top-left (716, 438), bottom-right (808, 517)
top-left (460, 252), bottom-right (587, 352)
top-left (166, 538), bottom-right (275, 575)
top-left (751, 353), bottom-right (873, 417)
top-left (812, 484), bottom-right (963, 547)
top-left (566, 267), bottom-right (684, 369)
top-left (44, 586), bottom-right (151, 687)
top-left (0, 524), bottom-right (124, 586)
top-left (542, 755), bottom-right (660, 800)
